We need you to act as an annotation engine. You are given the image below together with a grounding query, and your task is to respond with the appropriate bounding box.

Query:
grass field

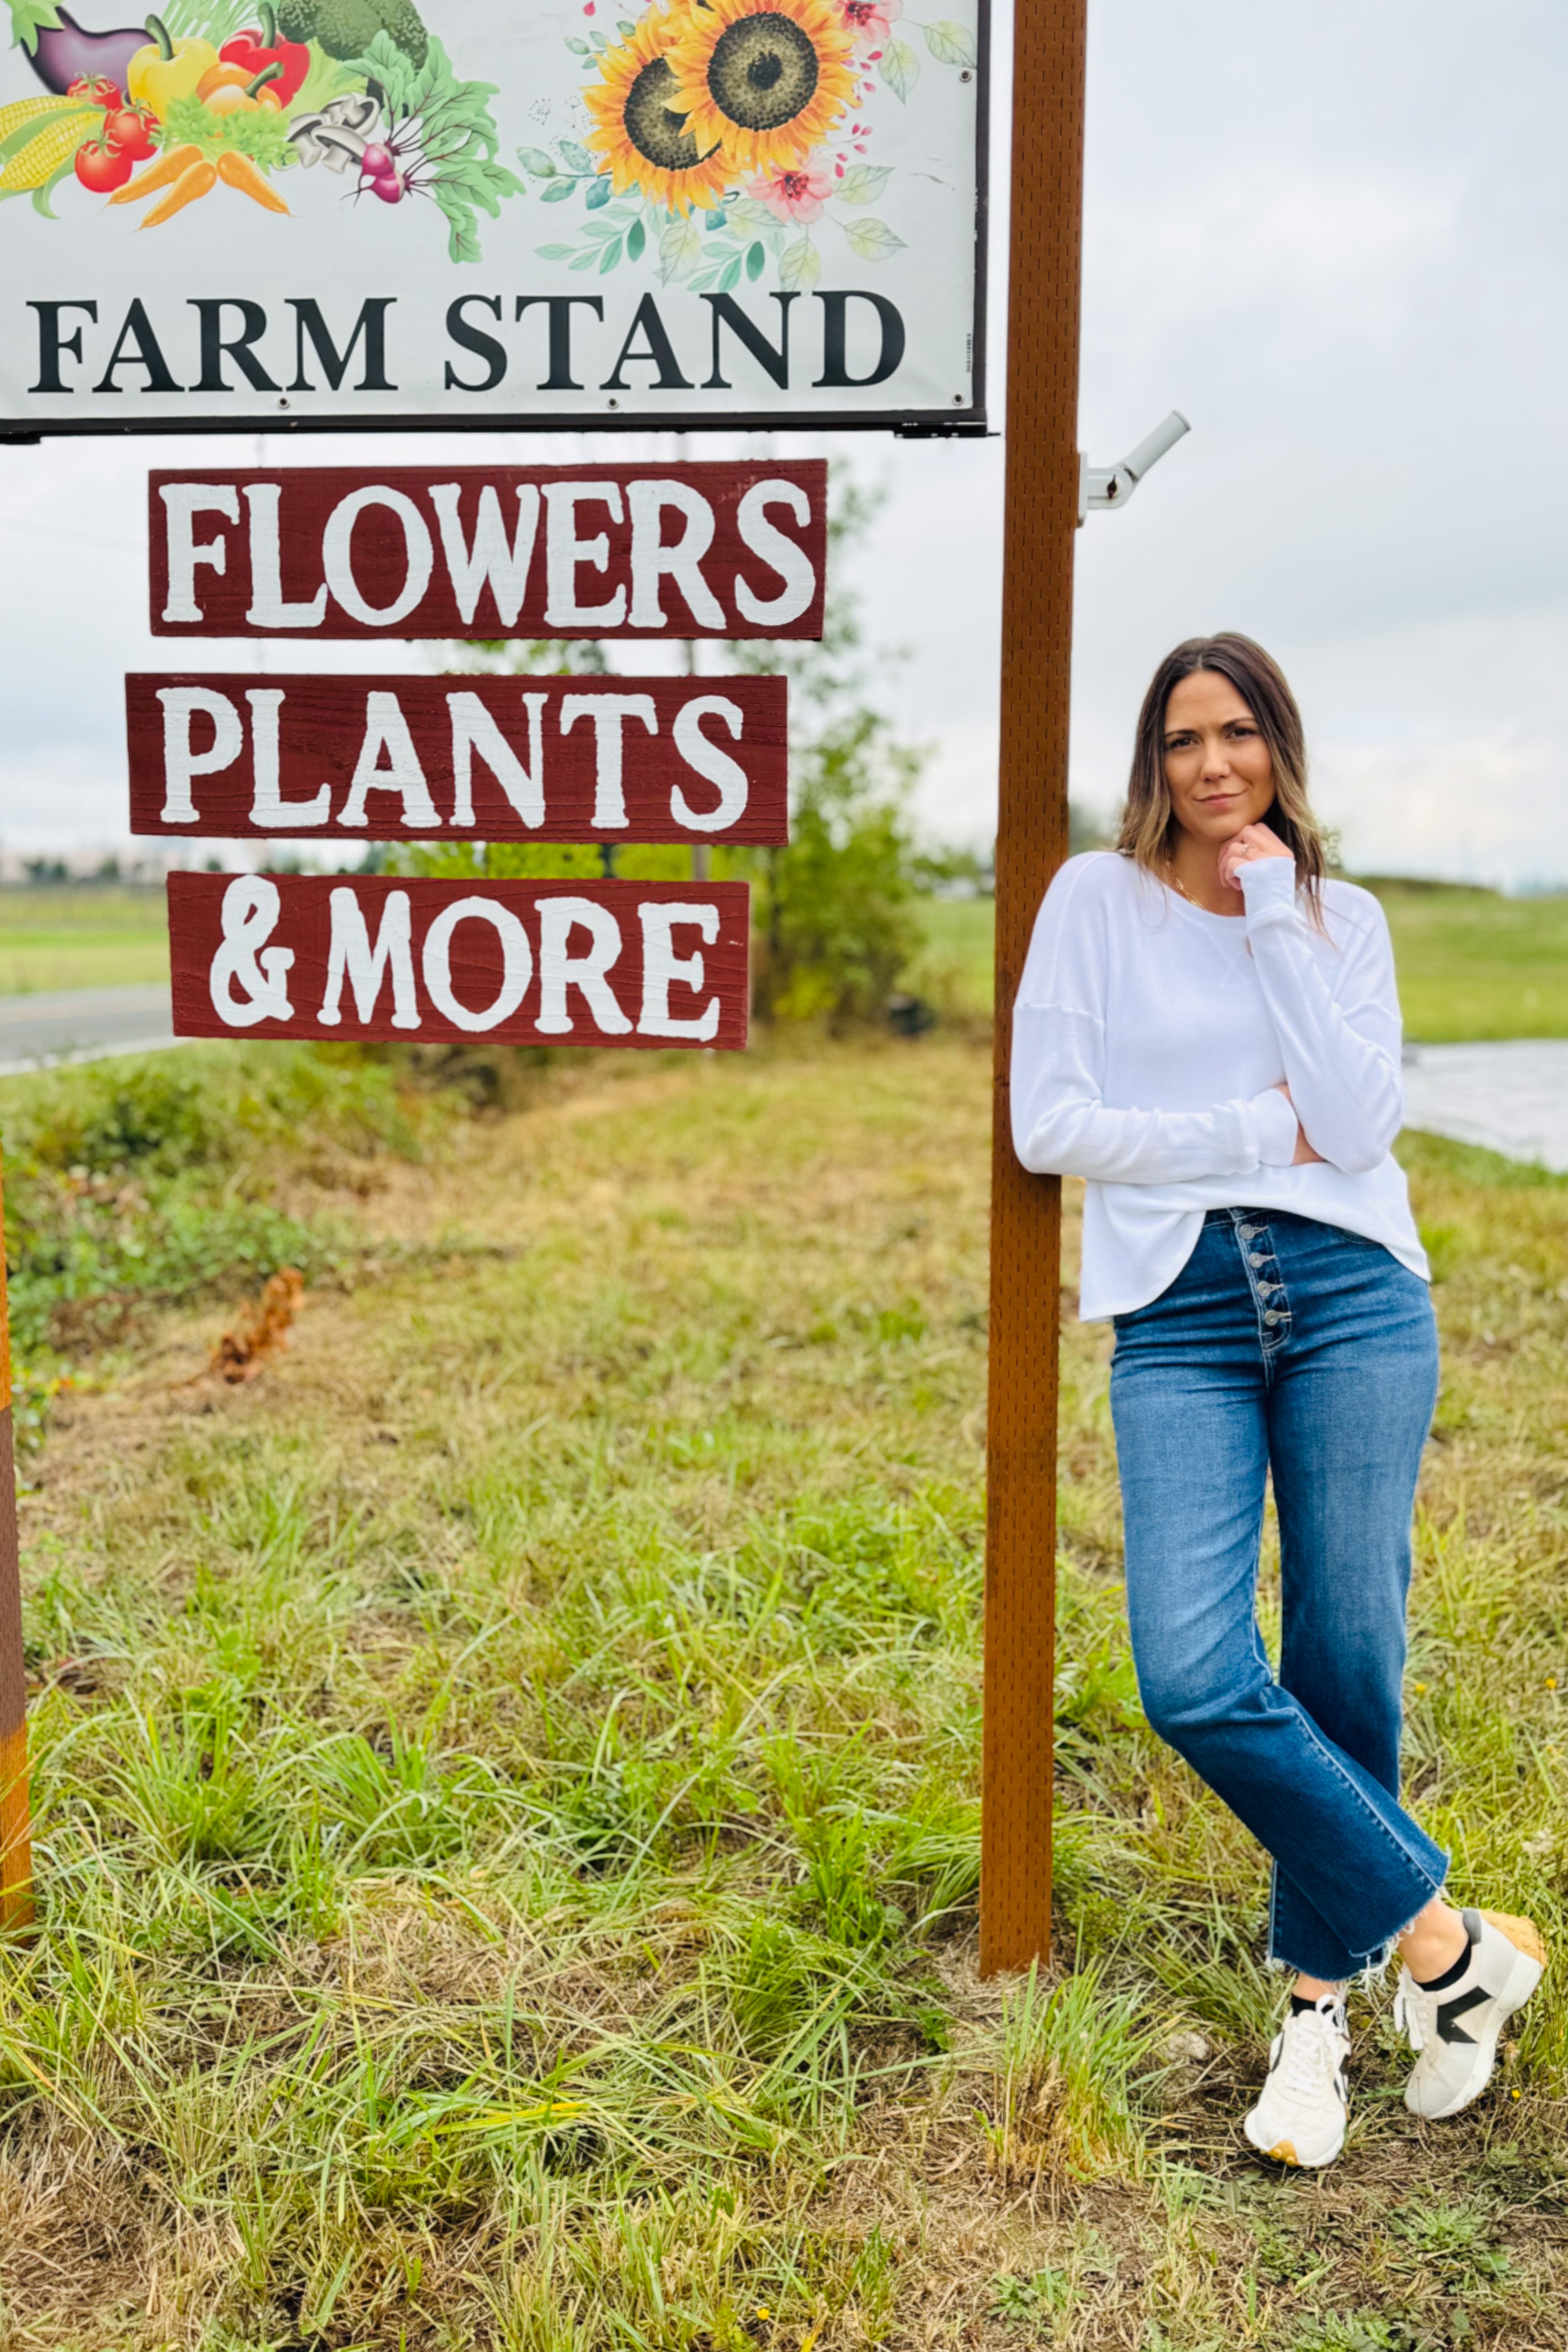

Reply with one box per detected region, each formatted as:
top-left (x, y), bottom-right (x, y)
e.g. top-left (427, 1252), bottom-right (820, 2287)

top-left (913, 882), bottom-right (1568, 1041)
top-left (4, 1036), bottom-right (1568, 2348)
top-left (0, 888), bottom-right (170, 997)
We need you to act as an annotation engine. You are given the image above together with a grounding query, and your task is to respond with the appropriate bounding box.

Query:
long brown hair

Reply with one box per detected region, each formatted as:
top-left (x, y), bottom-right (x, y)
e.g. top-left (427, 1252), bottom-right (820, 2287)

top-left (1117, 633), bottom-right (1327, 919)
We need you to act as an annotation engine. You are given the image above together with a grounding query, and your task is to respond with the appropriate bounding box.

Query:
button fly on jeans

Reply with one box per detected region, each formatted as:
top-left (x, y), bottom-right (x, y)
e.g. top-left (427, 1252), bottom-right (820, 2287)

top-left (1239, 1223), bottom-right (1257, 1239)
top-left (1264, 1310), bottom-right (1282, 1325)
top-left (1249, 1252), bottom-right (1265, 1266)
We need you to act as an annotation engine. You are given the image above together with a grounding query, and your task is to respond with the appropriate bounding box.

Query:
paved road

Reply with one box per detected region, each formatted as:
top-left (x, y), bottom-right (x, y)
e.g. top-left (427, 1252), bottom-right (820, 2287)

top-left (0, 985), bottom-right (177, 1079)
top-left (1402, 1041), bottom-right (1568, 1174)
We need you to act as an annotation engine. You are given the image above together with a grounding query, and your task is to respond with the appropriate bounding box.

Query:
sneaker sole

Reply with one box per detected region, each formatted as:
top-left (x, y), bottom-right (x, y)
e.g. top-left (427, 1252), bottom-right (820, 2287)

top-left (1242, 2115), bottom-right (1345, 2168)
top-left (1405, 1912), bottom-right (1546, 2122)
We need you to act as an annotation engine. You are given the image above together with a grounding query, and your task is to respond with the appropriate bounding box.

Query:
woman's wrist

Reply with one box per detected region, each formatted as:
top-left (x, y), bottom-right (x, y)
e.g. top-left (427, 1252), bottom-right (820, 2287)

top-left (1238, 856), bottom-right (1299, 921)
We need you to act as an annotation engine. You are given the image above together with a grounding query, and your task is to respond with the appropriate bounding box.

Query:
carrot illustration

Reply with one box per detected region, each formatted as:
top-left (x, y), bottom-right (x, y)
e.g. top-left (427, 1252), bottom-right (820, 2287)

top-left (109, 142), bottom-right (203, 204)
top-left (141, 157), bottom-right (217, 226)
top-left (217, 149), bottom-right (288, 213)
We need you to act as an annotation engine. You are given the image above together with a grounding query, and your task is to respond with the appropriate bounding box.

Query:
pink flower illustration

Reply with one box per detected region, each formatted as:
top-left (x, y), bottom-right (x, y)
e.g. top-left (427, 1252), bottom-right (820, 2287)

top-left (750, 158), bottom-right (836, 224)
top-left (838, 0), bottom-right (901, 52)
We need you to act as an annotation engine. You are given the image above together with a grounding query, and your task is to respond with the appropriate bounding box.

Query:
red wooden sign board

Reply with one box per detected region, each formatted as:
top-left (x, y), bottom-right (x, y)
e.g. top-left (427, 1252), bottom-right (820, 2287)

top-left (127, 674), bottom-right (788, 847)
top-left (149, 462), bottom-right (828, 643)
top-left (168, 874), bottom-right (750, 1054)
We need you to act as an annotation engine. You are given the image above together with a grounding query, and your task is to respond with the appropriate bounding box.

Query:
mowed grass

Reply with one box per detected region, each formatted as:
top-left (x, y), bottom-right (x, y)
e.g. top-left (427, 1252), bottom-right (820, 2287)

top-left (5, 1039), bottom-right (1568, 2349)
top-left (918, 881), bottom-right (1568, 1040)
top-left (0, 889), bottom-right (171, 996)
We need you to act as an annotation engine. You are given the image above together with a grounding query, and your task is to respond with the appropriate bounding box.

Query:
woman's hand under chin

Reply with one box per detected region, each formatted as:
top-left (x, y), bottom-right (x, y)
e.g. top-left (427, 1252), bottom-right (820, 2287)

top-left (1218, 820), bottom-right (1295, 893)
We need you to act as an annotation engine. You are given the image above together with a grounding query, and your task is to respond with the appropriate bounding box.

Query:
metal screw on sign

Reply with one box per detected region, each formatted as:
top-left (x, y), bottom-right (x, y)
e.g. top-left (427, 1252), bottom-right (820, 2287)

top-left (0, 1143), bottom-right (34, 1938)
top-left (981, 0), bottom-right (1189, 1978)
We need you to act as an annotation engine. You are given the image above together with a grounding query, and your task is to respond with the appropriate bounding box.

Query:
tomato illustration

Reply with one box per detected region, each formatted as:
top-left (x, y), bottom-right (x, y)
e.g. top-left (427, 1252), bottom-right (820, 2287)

top-left (102, 102), bottom-right (156, 161)
top-left (74, 132), bottom-right (135, 193)
top-left (66, 73), bottom-right (122, 109)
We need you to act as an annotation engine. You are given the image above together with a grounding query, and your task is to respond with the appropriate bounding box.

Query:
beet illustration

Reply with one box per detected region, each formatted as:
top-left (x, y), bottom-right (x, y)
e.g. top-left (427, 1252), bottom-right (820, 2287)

top-left (26, 10), bottom-right (150, 98)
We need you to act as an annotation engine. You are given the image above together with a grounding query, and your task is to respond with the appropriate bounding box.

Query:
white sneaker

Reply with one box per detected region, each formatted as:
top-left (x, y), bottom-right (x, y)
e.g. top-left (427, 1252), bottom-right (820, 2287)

top-left (1395, 1908), bottom-right (1546, 2121)
top-left (1242, 1993), bottom-right (1350, 2167)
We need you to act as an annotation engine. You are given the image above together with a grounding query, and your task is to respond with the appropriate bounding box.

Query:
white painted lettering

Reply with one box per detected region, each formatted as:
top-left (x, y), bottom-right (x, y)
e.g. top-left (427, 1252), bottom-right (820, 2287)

top-left (628, 479), bottom-right (726, 630)
top-left (318, 888), bottom-right (419, 1029)
top-left (449, 691), bottom-right (548, 829)
top-left (422, 897), bottom-right (533, 1033)
top-left (734, 480), bottom-right (816, 627)
top-left (671, 695), bottom-right (750, 833)
top-left (537, 896), bottom-right (633, 1037)
top-left (322, 486), bottom-right (434, 627)
top-left (210, 876), bottom-right (295, 1029)
top-left (638, 902), bottom-right (722, 1041)
top-left (247, 689), bottom-right (329, 828)
top-left (243, 483), bottom-right (328, 629)
top-left (160, 483), bottom-right (239, 625)
top-left (543, 482), bottom-right (628, 629)
top-left (559, 693), bottom-right (658, 830)
top-left (158, 686), bottom-right (243, 824)
top-left (339, 693), bottom-right (441, 830)
top-left (429, 483), bottom-right (542, 628)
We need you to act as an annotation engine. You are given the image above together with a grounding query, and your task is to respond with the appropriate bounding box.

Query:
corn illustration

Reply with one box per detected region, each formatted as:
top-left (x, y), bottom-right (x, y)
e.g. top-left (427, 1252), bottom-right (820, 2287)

top-left (0, 109), bottom-right (94, 192)
top-left (0, 93), bottom-right (89, 143)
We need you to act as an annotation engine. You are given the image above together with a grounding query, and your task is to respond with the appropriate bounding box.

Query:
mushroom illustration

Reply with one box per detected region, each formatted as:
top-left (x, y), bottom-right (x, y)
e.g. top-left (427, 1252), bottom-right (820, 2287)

top-left (288, 91), bottom-right (381, 171)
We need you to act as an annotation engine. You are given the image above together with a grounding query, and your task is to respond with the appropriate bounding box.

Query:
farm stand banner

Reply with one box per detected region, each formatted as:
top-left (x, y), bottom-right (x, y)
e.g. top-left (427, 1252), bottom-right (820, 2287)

top-left (147, 462), bottom-right (828, 637)
top-left (168, 873), bottom-right (751, 1048)
top-left (128, 670), bottom-right (790, 842)
top-left (0, 2), bottom-right (985, 435)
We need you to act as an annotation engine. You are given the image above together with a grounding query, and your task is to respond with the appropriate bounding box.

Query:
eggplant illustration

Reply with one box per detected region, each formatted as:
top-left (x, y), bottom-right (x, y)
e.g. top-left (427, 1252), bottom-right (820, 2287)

top-left (26, 10), bottom-right (150, 97)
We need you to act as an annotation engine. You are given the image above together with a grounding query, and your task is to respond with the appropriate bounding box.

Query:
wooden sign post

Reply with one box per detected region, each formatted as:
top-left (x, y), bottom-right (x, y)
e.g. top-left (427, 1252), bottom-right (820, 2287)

top-left (0, 1149), bottom-right (33, 1936)
top-left (979, 0), bottom-right (1087, 1977)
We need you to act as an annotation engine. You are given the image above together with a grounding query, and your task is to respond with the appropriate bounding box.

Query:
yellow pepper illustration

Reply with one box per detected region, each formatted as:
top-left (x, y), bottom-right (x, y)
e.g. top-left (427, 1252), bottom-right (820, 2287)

top-left (126, 16), bottom-right (220, 121)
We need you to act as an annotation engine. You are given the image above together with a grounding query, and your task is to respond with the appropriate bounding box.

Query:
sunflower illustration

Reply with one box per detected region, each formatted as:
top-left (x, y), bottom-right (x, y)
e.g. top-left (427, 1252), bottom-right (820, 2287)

top-left (584, 6), bottom-right (735, 214)
top-left (667, 0), bottom-right (858, 178)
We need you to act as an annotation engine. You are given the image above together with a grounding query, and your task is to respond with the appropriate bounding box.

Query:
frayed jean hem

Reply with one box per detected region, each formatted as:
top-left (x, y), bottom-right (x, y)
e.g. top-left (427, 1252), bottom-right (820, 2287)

top-left (1265, 1869), bottom-right (1449, 1991)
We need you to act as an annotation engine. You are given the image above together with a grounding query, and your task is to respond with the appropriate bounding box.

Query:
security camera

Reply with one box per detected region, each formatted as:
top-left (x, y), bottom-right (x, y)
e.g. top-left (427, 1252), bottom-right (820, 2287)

top-left (1079, 410), bottom-right (1191, 523)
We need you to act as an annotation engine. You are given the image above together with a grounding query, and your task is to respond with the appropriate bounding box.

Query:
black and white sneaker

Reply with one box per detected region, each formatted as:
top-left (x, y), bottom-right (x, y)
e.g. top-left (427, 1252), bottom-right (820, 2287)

top-left (1395, 1908), bottom-right (1546, 2121)
top-left (1243, 1994), bottom-right (1350, 2168)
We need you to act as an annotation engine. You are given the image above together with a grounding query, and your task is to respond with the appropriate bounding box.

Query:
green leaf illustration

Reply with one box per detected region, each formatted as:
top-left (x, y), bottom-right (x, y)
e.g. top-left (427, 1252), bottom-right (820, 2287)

top-left (9, 3), bottom-right (62, 55)
top-left (585, 173), bottom-right (613, 209)
top-left (779, 236), bottom-right (822, 292)
top-left (725, 196), bottom-right (776, 231)
top-left (660, 216), bottom-right (702, 278)
top-left (536, 243), bottom-right (577, 260)
top-left (843, 215), bottom-right (907, 261)
top-left (880, 35), bottom-right (920, 100)
top-left (745, 239), bottom-right (766, 280)
top-left (541, 176), bottom-right (577, 203)
top-left (922, 19), bottom-right (978, 67)
top-left (690, 240), bottom-right (745, 291)
top-left (834, 164), bottom-right (893, 206)
top-left (628, 216), bottom-right (647, 260)
top-left (560, 140), bottom-right (598, 173)
top-left (599, 236), bottom-right (624, 272)
top-left (347, 34), bottom-right (521, 264)
top-left (518, 147), bottom-right (558, 178)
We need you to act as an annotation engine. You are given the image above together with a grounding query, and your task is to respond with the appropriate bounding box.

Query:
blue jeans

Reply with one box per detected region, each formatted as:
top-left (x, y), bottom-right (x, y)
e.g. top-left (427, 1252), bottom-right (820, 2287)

top-left (1110, 1207), bottom-right (1445, 1984)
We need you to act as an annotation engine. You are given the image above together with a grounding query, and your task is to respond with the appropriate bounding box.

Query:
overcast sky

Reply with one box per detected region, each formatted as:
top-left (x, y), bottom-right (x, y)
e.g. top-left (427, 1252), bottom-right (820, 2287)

top-left (2, 0), bottom-right (1566, 886)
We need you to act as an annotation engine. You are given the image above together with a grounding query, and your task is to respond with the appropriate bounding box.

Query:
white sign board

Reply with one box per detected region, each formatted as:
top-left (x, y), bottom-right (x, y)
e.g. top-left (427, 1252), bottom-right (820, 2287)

top-left (0, 0), bottom-right (987, 437)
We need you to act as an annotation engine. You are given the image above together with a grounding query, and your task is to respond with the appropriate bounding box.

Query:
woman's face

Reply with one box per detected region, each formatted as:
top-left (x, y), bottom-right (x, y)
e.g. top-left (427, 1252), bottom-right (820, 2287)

top-left (1162, 670), bottom-right (1276, 845)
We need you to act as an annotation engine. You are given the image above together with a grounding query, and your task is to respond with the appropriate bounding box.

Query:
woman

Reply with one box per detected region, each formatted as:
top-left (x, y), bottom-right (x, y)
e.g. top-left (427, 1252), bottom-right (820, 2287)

top-left (1011, 633), bottom-right (1545, 2169)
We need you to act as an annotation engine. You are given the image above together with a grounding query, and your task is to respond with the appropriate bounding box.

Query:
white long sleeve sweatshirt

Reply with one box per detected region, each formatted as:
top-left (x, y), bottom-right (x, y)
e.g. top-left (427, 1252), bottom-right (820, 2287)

top-left (1010, 851), bottom-right (1428, 1321)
